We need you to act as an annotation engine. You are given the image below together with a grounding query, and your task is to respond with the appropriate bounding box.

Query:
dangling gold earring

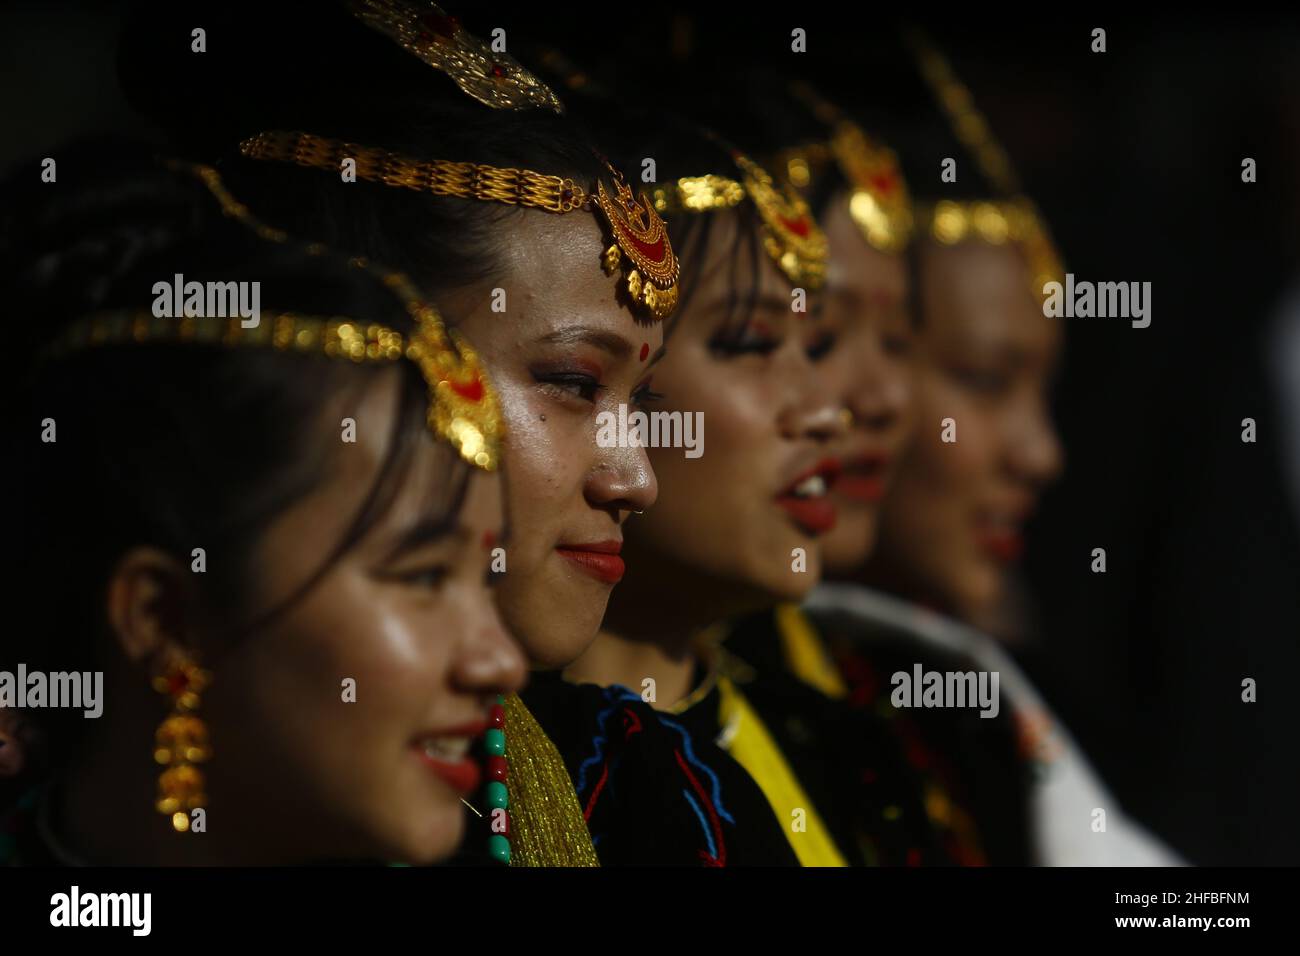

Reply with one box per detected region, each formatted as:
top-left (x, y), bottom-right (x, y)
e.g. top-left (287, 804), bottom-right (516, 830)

top-left (151, 655), bottom-right (212, 833)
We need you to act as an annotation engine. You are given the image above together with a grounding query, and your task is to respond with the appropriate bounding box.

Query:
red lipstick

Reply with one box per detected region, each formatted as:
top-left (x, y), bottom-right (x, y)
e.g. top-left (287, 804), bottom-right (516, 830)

top-left (775, 458), bottom-right (841, 535)
top-left (555, 540), bottom-right (625, 584)
top-left (412, 720), bottom-right (487, 795)
top-left (836, 453), bottom-right (891, 503)
top-left (977, 529), bottom-right (1025, 564)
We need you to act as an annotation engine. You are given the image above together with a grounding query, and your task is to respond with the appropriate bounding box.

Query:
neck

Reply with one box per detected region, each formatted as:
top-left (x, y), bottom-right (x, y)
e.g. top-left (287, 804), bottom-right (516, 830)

top-left (564, 619), bottom-right (700, 711)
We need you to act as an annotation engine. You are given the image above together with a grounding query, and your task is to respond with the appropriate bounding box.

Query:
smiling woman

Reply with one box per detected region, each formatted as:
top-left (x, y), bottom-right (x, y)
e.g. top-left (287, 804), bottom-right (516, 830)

top-left (3, 144), bottom-right (524, 866)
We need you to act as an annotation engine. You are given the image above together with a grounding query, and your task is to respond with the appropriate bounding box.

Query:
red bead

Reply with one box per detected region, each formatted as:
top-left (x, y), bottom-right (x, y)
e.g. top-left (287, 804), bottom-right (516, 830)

top-left (490, 63), bottom-right (507, 78)
top-left (167, 672), bottom-right (189, 696)
top-left (488, 705), bottom-right (505, 729)
top-left (486, 756), bottom-right (508, 782)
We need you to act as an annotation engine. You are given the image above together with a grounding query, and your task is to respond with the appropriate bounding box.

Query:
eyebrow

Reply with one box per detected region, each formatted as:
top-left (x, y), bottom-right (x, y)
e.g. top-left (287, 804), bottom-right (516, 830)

top-left (537, 326), bottom-right (634, 359)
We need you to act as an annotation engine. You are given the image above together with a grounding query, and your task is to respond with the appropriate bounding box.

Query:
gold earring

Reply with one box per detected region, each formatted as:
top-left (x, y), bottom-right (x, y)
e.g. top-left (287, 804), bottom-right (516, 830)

top-left (151, 655), bottom-right (212, 833)
top-left (839, 408), bottom-right (855, 428)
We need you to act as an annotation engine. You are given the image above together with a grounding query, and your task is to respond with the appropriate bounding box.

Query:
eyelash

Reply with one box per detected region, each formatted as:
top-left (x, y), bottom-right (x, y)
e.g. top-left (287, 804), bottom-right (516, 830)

top-left (883, 333), bottom-right (913, 358)
top-left (805, 333), bottom-right (836, 362)
top-left (709, 334), bottom-right (779, 358)
top-left (955, 368), bottom-right (1011, 396)
top-left (536, 372), bottom-right (605, 404)
top-left (391, 565), bottom-right (450, 589)
top-left (632, 381), bottom-right (664, 408)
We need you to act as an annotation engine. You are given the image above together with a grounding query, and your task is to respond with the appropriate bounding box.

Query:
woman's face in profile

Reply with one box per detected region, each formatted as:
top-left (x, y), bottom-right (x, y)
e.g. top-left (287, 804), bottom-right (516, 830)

top-left (816, 191), bottom-right (916, 574)
top-left (202, 371), bottom-right (525, 865)
top-left (450, 210), bottom-right (664, 668)
top-left (869, 239), bottom-right (1063, 622)
top-left (611, 211), bottom-right (848, 608)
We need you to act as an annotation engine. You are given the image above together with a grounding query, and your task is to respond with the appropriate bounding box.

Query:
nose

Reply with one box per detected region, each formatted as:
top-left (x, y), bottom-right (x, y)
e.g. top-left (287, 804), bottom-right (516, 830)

top-left (777, 351), bottom-right (852, 445)
top-left (1007, 397), bottom-right (1064, 487)
top-left (585, 443), bottom-right (659, 517)
top-left (846, 338), bottom-right (912, 436)
top-left (452, 606), bottom-right (527, 697)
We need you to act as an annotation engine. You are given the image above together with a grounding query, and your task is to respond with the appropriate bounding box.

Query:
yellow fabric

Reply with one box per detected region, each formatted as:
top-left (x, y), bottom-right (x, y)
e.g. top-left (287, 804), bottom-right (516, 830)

top-left (502, 693), bottom-right (600, 867)
top-left (775, 603), bottom-right (848, 699)
top-left (715, 672), bottom-right (849, 867)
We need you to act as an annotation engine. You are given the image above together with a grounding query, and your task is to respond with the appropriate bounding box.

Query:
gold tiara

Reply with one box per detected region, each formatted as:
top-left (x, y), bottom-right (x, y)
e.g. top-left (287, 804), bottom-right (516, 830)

top-left (918, 197), bottom-right (1064, 303)
top-left (652, 150), bottom-right (828, 289)
top-left (238, 131), bottom-right (679, 321)
top-left (774, 85), bottom-right (914, 255)
top-left (348, 0), bottom-right (565, 113)
top-left (905, 29), bottom-right (1064, 300)
top-left (46, 160), bottom-right (503, 471)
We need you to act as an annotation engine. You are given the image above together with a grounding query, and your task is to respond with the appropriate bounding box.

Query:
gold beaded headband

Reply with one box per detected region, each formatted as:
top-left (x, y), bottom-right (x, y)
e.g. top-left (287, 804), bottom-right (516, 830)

top-left (45, 160), bottom-right (503, 471)
top-left (773, 85), bottom-right (915, 256)
top-left (238, 131), bottom-right (679, 321)
top-left (651, 149), bottom-right (829, 290)
top-left (919, 197), bottom-right (1064, 302)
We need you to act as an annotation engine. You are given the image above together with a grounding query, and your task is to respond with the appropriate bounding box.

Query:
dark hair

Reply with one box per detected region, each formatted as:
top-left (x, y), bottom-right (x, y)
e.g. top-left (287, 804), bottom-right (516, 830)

top-left (116, 0), bottom-right (608, 311)
top-left (5, 139), bottom-right (471, 765)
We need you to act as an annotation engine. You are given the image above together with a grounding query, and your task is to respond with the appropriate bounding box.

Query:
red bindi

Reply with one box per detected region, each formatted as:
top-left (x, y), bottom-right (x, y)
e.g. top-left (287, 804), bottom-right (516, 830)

top-left (482, 531), bottom-right (496, 550)
top-left (639, 342), bottom-right (649, 362)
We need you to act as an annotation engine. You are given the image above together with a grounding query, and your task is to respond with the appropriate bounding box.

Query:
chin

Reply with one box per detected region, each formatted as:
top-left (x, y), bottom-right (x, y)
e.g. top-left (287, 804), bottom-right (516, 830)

top-left (391, 807), bottom-right (464, 866)
top-left (821, 513), bottom-right (878, 574)
top-left (499, 575), bottom-right (606, 669)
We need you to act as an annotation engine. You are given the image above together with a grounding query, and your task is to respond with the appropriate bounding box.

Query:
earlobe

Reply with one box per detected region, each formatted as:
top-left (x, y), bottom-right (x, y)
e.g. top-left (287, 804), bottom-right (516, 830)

top-left (105, 547), bottom-right (194, 668)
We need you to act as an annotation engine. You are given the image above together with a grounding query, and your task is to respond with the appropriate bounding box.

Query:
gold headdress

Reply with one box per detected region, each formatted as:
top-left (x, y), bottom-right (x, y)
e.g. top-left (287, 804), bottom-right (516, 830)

top-left (232, 1), bottom-right (678, 321)
top-left (349, 0), bottom-right (565, 113)
top-left (651, 147), bottom-right (829, 289)
top-left (905, 29), bottom-right (1064, 300)
top-left (774, 84), bottom-right (915, 255)
top-left (46, 160), bottom-right (503, 471)
top-left (237, 132), bottom-right (678, 321)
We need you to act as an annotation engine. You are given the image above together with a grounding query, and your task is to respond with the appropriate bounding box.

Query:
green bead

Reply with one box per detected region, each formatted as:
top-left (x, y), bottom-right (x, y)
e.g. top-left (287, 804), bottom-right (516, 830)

top-left (496, 693), bottom-right (506, 706)
top-left (488, 834), bottom-right (511, 864)
top-left (486, 780), bottom-right (509, 810)
top-left (484, 728), bottom-right (506, 756)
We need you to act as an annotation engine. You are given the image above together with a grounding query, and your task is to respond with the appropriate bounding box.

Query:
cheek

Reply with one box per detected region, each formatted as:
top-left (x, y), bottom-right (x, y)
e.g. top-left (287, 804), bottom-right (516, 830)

top-left (910, 375), bottom-right (993, 494)
top-left (234, 574), bottom-right (447, 750)
top-left (494, 380), bottom-right (589, 539)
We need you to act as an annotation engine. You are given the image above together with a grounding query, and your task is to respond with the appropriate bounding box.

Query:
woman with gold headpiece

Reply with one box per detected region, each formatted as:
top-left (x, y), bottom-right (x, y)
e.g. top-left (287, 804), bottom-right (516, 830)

top-left (736, 34), bottom-right (1179, 865)
top-left (519, 46), bottom-right (966, 865)
top-left (657, 68), bottom-right (1024, 864)
top-left (114, 0), bottom-right (800, 865)
top-left (2, 140), bottom-right (525, 865)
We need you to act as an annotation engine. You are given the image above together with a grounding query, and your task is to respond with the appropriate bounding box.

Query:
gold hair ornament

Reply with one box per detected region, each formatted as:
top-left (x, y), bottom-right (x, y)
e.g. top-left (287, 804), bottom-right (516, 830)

top-left (47, 160), bottom-right (503, 470)
top-left (905, 28), bottom-right (1064, 300)
top-left (239, 131), bottom-right (679, 321)
top-left (920, 197), bottom-right (1064, 303)
top-left (652, 151), bottom-right (828, 289)
top-left (348, 0), bottom-right (565, 113)
top-left (777, 84), bottom-right (915, 255)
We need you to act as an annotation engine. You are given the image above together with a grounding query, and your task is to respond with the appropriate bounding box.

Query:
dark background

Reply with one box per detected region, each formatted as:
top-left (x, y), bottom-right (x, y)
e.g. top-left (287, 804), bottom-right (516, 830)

top-left (3, 2), bottom-right (1297, 864)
